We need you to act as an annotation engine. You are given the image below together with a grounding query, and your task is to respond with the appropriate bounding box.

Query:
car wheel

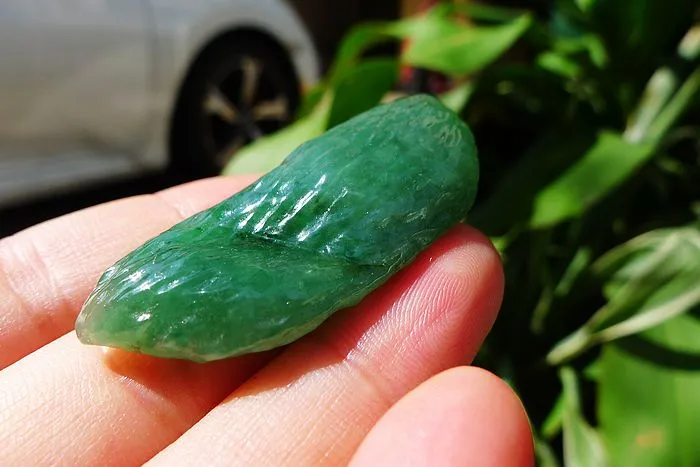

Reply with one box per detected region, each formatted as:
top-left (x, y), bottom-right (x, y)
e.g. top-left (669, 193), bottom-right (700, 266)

top-left (170, 38), bottom-right (300, 175)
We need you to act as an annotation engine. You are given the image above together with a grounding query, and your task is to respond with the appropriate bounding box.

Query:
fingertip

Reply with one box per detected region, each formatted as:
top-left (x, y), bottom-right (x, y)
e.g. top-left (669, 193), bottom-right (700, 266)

top-left (434, 224), bottom-right (505, 339)
top-left (350, 366), bottom-right (534, 467)
top-left (448, 224), bottom-right (505, 302)
top-left (402, 224), bottom-right (505, 365)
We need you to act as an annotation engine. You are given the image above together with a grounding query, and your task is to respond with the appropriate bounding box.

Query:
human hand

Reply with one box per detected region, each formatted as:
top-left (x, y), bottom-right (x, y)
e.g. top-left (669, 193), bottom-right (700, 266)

top-left (0, 176), bottom-right (533, 466)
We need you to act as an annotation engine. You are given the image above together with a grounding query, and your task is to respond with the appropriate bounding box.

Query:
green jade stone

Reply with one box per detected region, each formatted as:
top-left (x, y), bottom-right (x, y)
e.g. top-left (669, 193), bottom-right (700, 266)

top-left (75, 95), bottom-right (479, 362)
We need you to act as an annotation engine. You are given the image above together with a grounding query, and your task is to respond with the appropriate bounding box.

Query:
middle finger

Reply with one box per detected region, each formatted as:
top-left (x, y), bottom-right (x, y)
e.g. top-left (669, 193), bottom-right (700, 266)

top-left (0, 332), bottom-right (272, 465)
top-left (150, 226), bottom-right (503, 466)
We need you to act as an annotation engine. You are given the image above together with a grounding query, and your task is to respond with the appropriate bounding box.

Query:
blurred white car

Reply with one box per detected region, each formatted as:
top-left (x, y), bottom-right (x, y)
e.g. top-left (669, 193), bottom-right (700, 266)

top-left (0, 0), bottom-right (320, 207)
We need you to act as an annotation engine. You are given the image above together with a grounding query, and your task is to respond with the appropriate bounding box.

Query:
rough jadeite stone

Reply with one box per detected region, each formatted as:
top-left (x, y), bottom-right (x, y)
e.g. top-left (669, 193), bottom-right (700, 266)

top-left (75, 94), bottom-right (479, 362)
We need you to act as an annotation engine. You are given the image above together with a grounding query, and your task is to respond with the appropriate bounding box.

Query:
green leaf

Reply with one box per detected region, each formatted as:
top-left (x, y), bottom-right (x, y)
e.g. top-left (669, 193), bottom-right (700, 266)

top-left (402, 12), bottom-right (532, 76)
top-left (555, 247), bottom-right (593, 297)
top-left (531, 131), bottom-right (656, 229)
top-left (327, 59), bottom-right (398, 129)
top-left (470, 125), bottom-right (597, 236)
top-left (537, 51), bottom-right (583, 78)
top-left (299, 2), bottom-right (531, 124)
top-left (438, 82), bottom-right (474, 114)
top-left (547, 227), bottom-right (700, 364)
top-left (224, 59), bottom-right (399, 175)
top-left (574, 0), bottom-right (596, 13)
top-left (222, 96), bottom-right (331, 175)
top-left (599, 309), bottom-right (700, 466)
top-left (645, 67), bottom-right (700, 145)
top-left (589, 0), bottom-right (697, 83)
top-left (536, 436), bottom-right (562, 467)
top-left (623, 68), bottom-right (679, 143)
top-left (542, 391), bottom-right (565, 439)
top-left (679, 24), bottom-right (700, 61)
top-left (324, 8), bottom-right (532, 84)
top-left (560, 367), bottom-right (609, 467)
top-left (330, 22), bottom-right (405, 79)
top-left (583, 359), bottom-right (601, 381)
top-left (624, 25), bottom-right (700, 146)
top-left (296, 83), bottom-right (327, 119)
top-left (532, 246), bottom-right (593, 333)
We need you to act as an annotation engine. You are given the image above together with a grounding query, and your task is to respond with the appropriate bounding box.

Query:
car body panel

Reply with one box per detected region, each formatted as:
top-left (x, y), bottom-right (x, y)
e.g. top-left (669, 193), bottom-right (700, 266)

top-left (0, 0), bottom-right (319, 208)
top-left (142, 0), bottom-right (320, 168)
top-left (0, 0), bottom-right (153, 206)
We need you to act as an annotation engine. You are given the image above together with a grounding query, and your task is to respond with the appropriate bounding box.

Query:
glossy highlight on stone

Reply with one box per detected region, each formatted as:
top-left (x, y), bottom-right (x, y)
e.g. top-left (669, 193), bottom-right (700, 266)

top-left (75, 94), bottom-right (479, 362)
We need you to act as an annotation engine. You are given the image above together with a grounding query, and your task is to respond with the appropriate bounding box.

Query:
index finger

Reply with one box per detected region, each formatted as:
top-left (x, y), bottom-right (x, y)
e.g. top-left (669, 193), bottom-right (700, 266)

top-left (0, 175), bottom-right (259, 369)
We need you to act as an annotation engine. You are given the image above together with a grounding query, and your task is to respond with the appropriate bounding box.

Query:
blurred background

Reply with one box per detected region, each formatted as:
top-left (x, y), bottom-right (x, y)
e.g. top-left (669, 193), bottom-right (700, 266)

top-left (0, 0), bottom-right (399, 236)
top-left (2, 1), bottom-right (700, 466)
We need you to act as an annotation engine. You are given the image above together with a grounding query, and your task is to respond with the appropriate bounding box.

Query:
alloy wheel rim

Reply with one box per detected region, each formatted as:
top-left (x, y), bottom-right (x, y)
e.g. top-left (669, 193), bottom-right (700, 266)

top-left (201, 56), bottom-right (291, 168)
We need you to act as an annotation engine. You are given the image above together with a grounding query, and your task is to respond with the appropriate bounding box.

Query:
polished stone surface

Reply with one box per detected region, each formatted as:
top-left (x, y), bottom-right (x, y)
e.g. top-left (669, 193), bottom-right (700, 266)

top-left (75, 94), bottom-right (479, 362)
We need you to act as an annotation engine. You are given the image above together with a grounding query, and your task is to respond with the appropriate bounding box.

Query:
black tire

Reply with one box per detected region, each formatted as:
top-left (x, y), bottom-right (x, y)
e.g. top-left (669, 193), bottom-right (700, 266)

top-left (170, 37), bottom-right (300, 176)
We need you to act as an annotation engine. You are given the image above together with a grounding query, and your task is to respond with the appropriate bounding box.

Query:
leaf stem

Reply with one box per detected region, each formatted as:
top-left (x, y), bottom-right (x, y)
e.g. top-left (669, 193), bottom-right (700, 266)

top-left (645, 67), bottom-right (700, 145)
top-left (623, 24), bottom-right (700, 145)
top-left (547, 328), bottom-right (592, 365)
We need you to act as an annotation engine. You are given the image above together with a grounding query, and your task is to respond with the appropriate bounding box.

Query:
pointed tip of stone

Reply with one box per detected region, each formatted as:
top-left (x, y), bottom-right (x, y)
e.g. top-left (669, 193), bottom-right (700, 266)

top-left (75, 300), bottom-right (105, 346)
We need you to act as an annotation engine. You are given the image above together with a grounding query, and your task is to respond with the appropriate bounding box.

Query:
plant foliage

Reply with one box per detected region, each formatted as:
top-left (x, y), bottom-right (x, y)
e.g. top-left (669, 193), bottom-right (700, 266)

top-left (224, 1), bottom-right (700, 464)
